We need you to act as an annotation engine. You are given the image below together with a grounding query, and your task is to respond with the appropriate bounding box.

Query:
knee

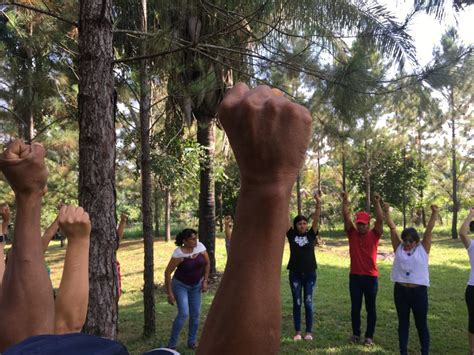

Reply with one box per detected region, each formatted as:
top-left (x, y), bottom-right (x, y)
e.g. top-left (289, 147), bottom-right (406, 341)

top-left (177, 309), bottom-right (190, 321)
top-left (304, 295), bottom-right (313, 308)
top-left (55, 317), bottom-right (85, 334)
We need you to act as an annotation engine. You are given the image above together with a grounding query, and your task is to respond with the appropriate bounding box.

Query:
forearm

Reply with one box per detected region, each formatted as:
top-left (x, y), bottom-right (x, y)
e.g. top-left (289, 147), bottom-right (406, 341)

top-left (198, 183), bottom-right (292, 355)
top-left (55, 236), bottom-right (89, 333)
top-left (460, 213), bottom-right (474, 241)
top-left (312, 206), bottom-right (321, 231)
top-left (374, 202), bottom-right (384, 233)
top-left (342, 202), bottom-right (352, 230)
top-left (2, 219), bottom-right (8, 235)
top-left (425, 211), bottom-right (438, 236)
top-left (42, 220), bottom-right (59, 253)
top-left (0, 193), bottom-right (54, 347)
top-left (164, 273), bottom-right (173, 295)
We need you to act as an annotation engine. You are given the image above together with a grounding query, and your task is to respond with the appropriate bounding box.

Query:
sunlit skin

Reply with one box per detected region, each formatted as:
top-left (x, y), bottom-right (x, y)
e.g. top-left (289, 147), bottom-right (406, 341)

top-left (356, 222), bottom-right (369, 235)
top-left (296, 220), bottom-right (308, 235)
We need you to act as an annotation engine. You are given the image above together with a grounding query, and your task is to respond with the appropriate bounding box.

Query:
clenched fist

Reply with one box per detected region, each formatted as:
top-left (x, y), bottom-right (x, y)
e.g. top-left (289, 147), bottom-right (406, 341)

top-left (218, 83), bottom-right (311, 186)
top-left (0, 139), bottom-right (48, 196)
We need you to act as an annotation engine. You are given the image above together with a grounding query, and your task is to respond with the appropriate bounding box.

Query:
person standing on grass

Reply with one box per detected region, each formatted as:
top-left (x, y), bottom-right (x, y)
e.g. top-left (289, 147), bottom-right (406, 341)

top-left (164, 228), bottom-right (210, 350)
top-left (341, 191), bottom-right (384, 347)
top-left (384, 203), bottom-right (439, 355)
top-left (286, 192), bottom-right (322, 342)
top-left (224, 215), bottom-right (233, 255)
top-left (459, 207), bottom-right (474, 355)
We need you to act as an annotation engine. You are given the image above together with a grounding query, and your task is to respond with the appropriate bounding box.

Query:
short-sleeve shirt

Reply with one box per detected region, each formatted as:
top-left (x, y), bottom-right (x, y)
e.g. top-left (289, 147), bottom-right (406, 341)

top-left (467, 240), bottom-right (474, 286)
top-left (286, 227), bottom-right (318, 272)
top-left (172, 242), bottom-right (207, 286)
top-left (347, 226), bottom-right (381, 277)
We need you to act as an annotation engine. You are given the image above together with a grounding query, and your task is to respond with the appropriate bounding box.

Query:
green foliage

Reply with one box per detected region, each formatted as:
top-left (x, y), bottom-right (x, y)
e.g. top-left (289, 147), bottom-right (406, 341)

top-left (348, 138), bottom-right (428, 211)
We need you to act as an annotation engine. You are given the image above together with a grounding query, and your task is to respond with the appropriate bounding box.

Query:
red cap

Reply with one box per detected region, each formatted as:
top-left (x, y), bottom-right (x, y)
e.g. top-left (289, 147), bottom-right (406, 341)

top-left (355, 211), bottom-right (371, 224)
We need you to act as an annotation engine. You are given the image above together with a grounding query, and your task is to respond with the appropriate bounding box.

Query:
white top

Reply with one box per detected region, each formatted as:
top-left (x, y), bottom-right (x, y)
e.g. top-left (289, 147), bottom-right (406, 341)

top-left (172, 241), bottom-right (206, 258)
top-left (467, 240), bottom-right (474, 286)
top-left (391, 243), bottom-right (430, 287)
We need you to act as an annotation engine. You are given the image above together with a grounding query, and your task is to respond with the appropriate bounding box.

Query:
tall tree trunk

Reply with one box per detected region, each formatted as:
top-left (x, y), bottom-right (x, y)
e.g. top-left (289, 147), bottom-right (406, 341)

top-left (364, 138), bottom-right (371, 212)
top-left (416, 112), bottom-right (426, 227)
top-left (450, 90), bottom-right (458, 239)
top-left (78, 0), bottom-right (117, 339)
top-left (153, 182), bottom-right (161, 238)
top-left (402, 147), bottom-right (407, 229)
top-left (139, 0), bottom-right (155, 337)
top-left (197, 119), bottom-right (216, 274)
top-left (296, 174), bottom-right (302, 215)
top-left (165, 189), bottom-right (171, 242)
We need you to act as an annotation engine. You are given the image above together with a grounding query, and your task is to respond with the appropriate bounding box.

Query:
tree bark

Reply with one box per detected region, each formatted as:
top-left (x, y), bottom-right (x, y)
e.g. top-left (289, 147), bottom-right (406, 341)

top-left (197, 119), bottom-right (216, 274)
top-left (450, 90), bottom-right (458, 239)
top-left (78, 0), bottom-right (117, 339)
top-left (139, 0), bottom-right (155, 337)
top-left (153, 181), bottom-right (161, 238)
top-left (165, 189), bottom-right (171, 242)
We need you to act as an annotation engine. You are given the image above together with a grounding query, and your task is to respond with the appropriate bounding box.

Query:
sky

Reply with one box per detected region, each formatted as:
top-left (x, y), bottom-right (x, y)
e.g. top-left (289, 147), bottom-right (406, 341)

top-left (378, 0), bottom-right (474, 68)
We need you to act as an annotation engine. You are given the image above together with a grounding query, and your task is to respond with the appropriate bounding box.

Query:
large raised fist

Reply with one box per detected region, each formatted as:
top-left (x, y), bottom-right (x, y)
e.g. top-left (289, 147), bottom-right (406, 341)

top-left (0, 139), bottom-right (48, 196)
top-left (218, 83), bottom-right (312, 186)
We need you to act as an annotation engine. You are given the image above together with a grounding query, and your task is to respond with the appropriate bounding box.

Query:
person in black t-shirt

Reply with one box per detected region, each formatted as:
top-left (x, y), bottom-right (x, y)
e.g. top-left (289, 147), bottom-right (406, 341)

top-left (286, 192), bottom-right (322, 341)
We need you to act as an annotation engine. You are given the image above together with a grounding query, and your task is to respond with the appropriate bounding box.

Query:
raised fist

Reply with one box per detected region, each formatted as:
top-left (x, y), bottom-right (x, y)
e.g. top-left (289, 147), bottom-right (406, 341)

top-left (383, 202), bottom-right (390, 213)
top-left (218, 83), bottom-right (312, 186)
top-left (373, 193), bottom-right (381, 203)
top-left (58, 205), bottom-right (91, 241)
top-left (430, 205), bottom-right (439, 213)
top-left (0, 139), bottom-right (48, 196)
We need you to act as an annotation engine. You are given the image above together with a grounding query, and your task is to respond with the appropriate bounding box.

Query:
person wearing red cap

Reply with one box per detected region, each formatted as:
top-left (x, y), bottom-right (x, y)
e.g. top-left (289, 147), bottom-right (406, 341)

top-left (341, 191), bottom-right (384, 347)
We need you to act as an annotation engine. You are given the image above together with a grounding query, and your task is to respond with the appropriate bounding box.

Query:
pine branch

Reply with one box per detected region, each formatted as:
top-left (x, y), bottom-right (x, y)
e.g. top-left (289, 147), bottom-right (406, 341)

top-left (0, 1), bottom-right (77, 27)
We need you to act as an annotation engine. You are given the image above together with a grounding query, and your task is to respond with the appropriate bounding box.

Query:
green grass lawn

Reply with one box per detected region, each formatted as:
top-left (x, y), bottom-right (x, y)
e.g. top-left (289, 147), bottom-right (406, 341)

top-left (45, 226), bottom-right (471, 354)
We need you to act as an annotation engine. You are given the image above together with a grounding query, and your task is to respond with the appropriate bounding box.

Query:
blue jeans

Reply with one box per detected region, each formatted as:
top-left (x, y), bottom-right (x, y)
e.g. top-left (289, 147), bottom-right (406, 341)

top-left (168, 278), bottom-right (202, 348)
top-left (394, 283), bottom-right (429, 355)
top-left (289, 270), bottom-right (317, 333)
top-left (349, 274), bottom-right (378, 338)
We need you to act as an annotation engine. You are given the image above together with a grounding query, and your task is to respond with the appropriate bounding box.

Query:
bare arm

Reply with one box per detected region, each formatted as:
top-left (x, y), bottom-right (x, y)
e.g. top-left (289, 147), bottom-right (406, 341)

top-left (422, 205), bottom-right (439, 254)
top-left (311, 192), bottom-right (321, 232)
top-left (201, 251), bottom-right (210, 292)
top-left (341, 192), bottom-right (354, 233)
top-left (224, 216), bottom-right (233, 242)
top-left (372, 193), bottom-right (384, 236)
top-left (197, 84), bottom-right (312, 355)
top-left (164, 257), bottom-right (181, 305)
top-left (42, 217), bottom-right (59, 253)
top-left (383, 202), bottom-right (400, 252)
top-left (459, 207), bottom-right (474, 249)
top-left (116, 213), bottom-right (127, 248)
top-left (0, 140), bottom-right (54, 351)
top-left (54, 205), bottom-right (91, 334)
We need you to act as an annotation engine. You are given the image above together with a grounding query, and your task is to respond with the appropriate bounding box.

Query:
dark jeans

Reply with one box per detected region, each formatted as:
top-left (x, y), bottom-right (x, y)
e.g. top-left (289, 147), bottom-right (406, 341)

top-left (394, 283), bottom-right (429, 355)
top-left (349, 274), bottom-right (378, 338)
top-left (289, 270), bottom-right (317, 333)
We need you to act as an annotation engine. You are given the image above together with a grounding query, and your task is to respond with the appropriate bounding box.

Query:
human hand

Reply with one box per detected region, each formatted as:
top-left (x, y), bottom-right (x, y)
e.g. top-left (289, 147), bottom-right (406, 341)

top-left (202, 279), bottom-right (209, 293)
top-left (373, 193), bottom-right (381, 203)
top-left (120, 213), bottom-right (128, 223)
top-left (314, 191), bottom-right (322, 206)
top-left (0, 139), bottom-right (48, 196)
top-left (383, 202), bottom-right (390, 213)
top-left (218, 83), bottom-right (311, 186)
top-left (58, 205), bottom-right (91, 241)
top-left (167, 293), bottom-right (176, 305)
top-left (430, 205), bottom-right (439, 213)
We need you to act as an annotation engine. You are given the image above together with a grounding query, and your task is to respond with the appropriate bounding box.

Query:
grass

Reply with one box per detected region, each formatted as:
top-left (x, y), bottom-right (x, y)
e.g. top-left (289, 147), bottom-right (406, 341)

top-left (45, 225), bottom-right (471, 354)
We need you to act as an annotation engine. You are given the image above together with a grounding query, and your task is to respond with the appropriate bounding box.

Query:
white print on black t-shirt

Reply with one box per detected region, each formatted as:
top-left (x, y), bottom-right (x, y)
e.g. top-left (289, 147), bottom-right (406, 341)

top-left (294, 236), bottom-right (309, 247)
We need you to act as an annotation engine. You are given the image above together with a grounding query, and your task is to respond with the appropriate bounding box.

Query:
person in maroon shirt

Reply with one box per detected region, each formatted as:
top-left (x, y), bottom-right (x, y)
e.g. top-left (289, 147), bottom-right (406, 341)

top-left (341, 191), bottom-right (384, 347)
